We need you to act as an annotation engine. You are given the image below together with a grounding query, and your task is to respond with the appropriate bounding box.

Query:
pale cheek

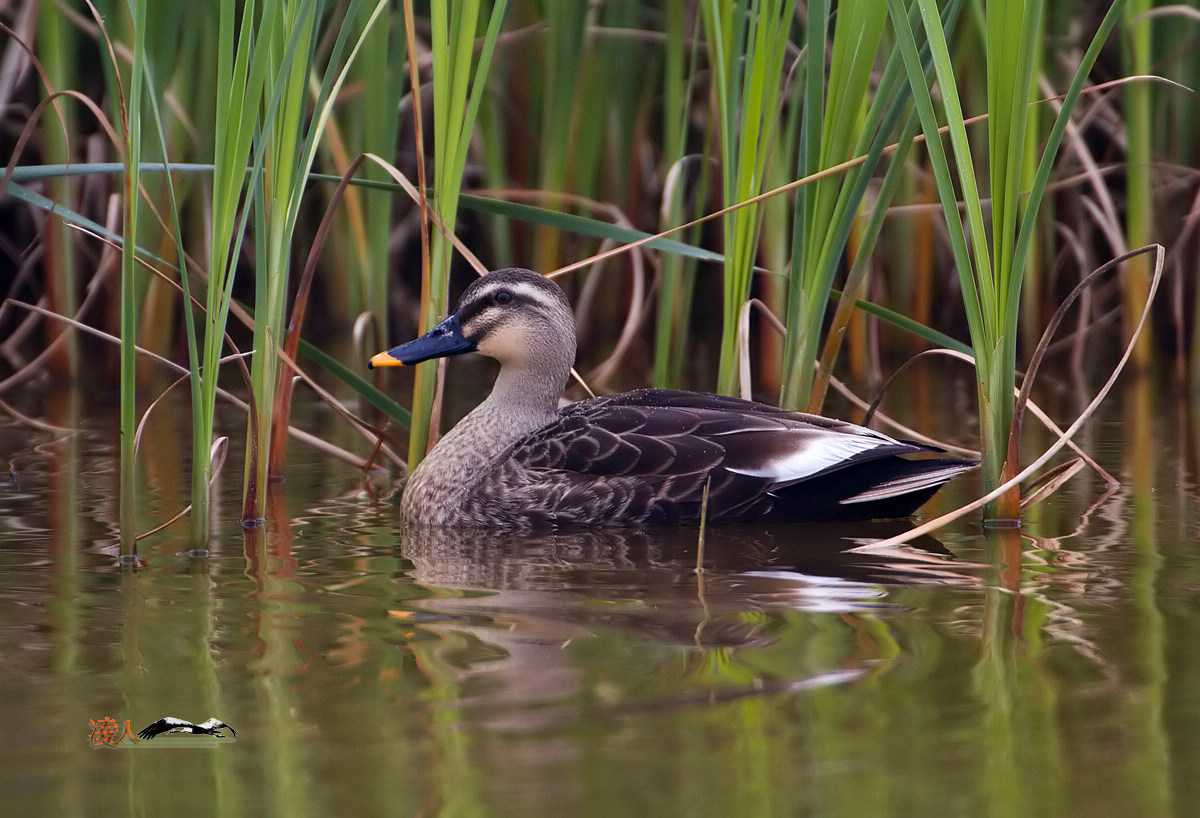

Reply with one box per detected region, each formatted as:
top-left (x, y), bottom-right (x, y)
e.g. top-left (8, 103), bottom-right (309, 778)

top-left (477, 324), bottom-right (531, 363)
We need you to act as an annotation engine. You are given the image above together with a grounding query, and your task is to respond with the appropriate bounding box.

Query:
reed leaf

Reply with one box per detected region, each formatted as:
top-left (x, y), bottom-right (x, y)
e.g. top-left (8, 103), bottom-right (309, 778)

top-left (35, 0), bottom-right (79, 375)
top-left (118, 0), bottom-right (147, 552)
top-left (243, 0), bottom-right (387, 518)
top-left (702, 0), bottom-right (793, 395)
top-left (531, 0), bottom-right (588, 272)
top-left (245, 0), bottom-right (320, 520)
top-left (405, 0), bottom-right (507, 474)
top-left (139, 20), bottom-right (206, 551)
top-left (357, 7), bottom-right (405, 336)
top-left (888, 0), bottom-right (1126, 518)
top-left (1121, 0), bottom-right (1154, 367)
top-left (200, 0), bottom-right (274, 538)
top-left (655, 2), bottom-right (708, 388)
top-left (782, 0), bottom-right (889, 410)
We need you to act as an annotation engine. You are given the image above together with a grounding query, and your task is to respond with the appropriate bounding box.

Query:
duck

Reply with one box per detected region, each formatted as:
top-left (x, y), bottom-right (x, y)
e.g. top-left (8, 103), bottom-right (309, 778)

top-left (370, 268), bottom-right (976, 529)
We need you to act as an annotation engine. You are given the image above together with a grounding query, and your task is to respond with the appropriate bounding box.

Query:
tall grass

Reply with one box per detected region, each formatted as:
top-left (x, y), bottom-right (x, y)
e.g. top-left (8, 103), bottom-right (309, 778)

top-left (1122, 0), bottom-right (1154, 369)
top-left (653, 1), bottom-right (707, 389)
top-left (245, 0), bottom-right (323, 520)
top-left (353, 9), bottom-right (404, 336)
top-left (247, 0), bottom-right (387, 518)
top-left (34, 0), bottom-right (78, 376)
top-left (404, 0), bottom-right (507, 473)
top-left (782, 0), bottom-right (895, 411)
top-left (888, 0), bottom-right (1127, 518)
top-left (192, 0), bottom-right (273, 541)
top-left (110, 0), bottom-right (387, 542)
top-left (701, 0), bottom-right (792, 395)
top-left (118, 0), bottom-right (147, 554)
top-left (530, 1), bottom-right (588, 274)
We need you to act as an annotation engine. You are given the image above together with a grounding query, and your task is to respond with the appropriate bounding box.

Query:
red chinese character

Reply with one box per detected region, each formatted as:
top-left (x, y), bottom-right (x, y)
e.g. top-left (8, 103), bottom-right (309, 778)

top-left (88, 718), bottom-right (141, 747)
top-left (88, 717), bottom-right (119, 747)
top-left (117, 720), bottom-right (141, 744)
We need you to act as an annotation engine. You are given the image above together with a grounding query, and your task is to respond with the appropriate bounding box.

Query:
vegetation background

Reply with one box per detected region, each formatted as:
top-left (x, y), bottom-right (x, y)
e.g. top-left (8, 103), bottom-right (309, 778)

top-left (1, 0), bottom-right (1197, 546)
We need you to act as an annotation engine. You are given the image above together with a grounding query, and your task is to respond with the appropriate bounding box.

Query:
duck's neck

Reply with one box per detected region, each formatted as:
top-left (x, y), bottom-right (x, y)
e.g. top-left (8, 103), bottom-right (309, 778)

top-left (481, 359), bottom-right (569, 431)
top-left (405, 360), bottom-right (568, 512)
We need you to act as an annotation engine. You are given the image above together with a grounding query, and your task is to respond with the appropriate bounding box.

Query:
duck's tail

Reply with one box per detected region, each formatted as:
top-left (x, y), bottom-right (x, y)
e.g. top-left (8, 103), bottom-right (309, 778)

top-left (840, 459), bottom-right (979, 506)
top-left (767, 456), bottom-right (979, 522)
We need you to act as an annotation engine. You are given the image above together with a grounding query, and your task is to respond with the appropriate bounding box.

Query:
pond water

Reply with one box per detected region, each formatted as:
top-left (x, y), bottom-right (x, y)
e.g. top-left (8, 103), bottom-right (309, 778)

top-left (1, 374), bottom-right (1198, 817)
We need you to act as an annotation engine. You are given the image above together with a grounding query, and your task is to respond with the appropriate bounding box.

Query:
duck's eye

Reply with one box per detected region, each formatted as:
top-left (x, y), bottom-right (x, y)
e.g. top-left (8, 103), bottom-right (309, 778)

top-left (494, 290), bottom-right (512, 305)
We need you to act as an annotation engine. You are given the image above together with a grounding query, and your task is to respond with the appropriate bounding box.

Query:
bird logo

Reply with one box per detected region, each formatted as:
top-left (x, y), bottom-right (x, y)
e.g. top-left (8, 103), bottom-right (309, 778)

top-left (136, 717), bottom-right (237, 740)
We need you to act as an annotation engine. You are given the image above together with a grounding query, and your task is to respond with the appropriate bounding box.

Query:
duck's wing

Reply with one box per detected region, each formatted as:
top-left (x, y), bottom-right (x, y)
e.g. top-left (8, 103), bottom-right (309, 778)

top-left (516, 389), bottom-right (925, 478)
top-left (502, 389), bottom-right (951, 524)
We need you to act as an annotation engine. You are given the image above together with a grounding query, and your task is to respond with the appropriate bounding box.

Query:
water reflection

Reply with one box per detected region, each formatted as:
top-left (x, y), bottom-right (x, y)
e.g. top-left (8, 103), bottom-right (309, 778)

top-left (401, 521), bottom-right (980, 594)
top-left (398, 523), bottom-right (983, 729)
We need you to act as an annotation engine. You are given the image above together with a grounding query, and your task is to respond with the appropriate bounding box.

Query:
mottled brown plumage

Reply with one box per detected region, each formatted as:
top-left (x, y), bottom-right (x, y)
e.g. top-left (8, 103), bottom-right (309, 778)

top-left (371, 269), bottom-right (976, 529)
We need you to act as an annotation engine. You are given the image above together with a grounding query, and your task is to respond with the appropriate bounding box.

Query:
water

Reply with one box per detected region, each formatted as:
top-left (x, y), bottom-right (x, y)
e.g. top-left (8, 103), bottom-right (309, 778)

top-left (1, 379), bottom-right (1198, 816)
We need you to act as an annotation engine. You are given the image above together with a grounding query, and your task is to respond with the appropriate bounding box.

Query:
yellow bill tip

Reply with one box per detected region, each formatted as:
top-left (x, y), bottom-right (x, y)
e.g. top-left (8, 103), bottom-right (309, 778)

top-left (369, 350), bottom-right (405, 368)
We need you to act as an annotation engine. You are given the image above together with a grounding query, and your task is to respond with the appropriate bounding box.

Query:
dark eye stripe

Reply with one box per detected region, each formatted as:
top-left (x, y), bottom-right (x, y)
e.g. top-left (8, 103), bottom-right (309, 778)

top-left (457, 292), bottom-right (525, 335)
top-left (457, 297), bottom-right (490, 328)
top-left (456, 278), bottom-right (567, 340)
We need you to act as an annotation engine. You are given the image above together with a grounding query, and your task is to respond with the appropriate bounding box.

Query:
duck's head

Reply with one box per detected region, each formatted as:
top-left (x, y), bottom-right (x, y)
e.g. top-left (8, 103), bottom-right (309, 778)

top-left (369, 268), bottom-right (577, 377)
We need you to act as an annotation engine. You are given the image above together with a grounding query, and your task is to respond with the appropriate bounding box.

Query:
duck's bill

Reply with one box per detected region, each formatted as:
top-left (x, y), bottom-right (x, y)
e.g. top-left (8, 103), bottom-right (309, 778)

top-left (369, 313), bottom-right (476, 368)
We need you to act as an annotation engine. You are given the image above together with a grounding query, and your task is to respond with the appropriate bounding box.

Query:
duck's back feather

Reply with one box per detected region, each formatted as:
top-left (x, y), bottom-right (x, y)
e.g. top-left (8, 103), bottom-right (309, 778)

top-left (458, 389), bottom-right (974, 528)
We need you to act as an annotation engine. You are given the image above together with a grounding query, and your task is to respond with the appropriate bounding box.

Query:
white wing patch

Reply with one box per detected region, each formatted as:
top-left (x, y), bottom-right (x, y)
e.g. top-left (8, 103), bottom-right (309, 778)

top-left (725, 431), bottom-right (892, 482)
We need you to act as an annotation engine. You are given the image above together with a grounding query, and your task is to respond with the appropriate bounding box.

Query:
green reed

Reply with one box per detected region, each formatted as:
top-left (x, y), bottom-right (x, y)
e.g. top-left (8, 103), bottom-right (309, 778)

top-left (535, 0), bottom-right (582, 271)
top-left (405, 0), bottom-right (507, 474)
top-left (355, 10), bottom-right (404, 336)
top-left (888, 0), bottom-right (1126, 518)
top-left (1122, 0), bottom-right (1154, 370)
top-left (781, 0), bottom-right (888, 411)
top-left (247, 0), bottom-right (387, 517)
top-left (34, 0), bottom-right (79, 376)
top-left (701, 0), bottom-right (792, 395)
top-left (653, 0), bottom-right (706, 389)
top-left (134, 0), bottom-right (387, 539)
top-left (118, 0), bottom-right (148, 552)
top-left (245, 0), bottom-right (322, 519)
top-left (197, 0), bottom-right (276, 538)
top-left (143, 78), bottom-right (207, 549)
top-left (775, 0), bottom-right (964, 413)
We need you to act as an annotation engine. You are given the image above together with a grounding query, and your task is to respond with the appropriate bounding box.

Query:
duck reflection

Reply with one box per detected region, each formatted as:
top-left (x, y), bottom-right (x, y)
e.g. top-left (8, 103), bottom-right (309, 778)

top-left (396, 523), bottom-right (981, 730)
top-left (402, 522), bottom-right (975, 606)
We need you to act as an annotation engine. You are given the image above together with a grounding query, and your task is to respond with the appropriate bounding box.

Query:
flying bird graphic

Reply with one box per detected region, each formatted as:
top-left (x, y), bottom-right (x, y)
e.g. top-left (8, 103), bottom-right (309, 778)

top-left (136, 717), bottom-right (237, 740)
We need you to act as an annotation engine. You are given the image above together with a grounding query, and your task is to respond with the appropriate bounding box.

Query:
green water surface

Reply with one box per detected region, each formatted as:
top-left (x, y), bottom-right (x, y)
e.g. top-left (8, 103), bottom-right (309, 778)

top-left (1, 380), bottom-right (1197, 817)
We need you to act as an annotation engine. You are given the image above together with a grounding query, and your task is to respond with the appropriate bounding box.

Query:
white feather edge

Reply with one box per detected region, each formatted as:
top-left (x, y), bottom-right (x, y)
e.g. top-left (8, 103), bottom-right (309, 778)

top-left (839, 463), bottom-right (976, 504)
